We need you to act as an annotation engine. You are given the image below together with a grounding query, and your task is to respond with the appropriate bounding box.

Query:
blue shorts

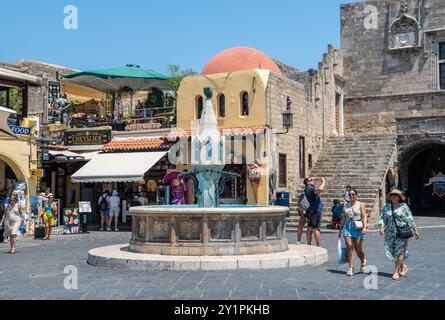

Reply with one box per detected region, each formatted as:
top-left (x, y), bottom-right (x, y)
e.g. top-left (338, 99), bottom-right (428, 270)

top-left (100, 209), bottom-right (110, 217)
top-left (342, 220), bottom-right (366, 239)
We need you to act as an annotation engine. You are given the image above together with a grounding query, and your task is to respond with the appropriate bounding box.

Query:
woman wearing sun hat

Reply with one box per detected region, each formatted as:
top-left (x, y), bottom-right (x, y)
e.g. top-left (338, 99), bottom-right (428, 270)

top-left (378, 189), bottom-right (420, 280)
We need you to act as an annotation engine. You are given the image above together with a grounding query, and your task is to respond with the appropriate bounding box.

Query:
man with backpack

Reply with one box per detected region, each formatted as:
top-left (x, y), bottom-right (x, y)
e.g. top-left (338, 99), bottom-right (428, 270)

top-left (98, 190), bottom-right (110, 231)
top-left (303, 177), bottom-right (325, 247)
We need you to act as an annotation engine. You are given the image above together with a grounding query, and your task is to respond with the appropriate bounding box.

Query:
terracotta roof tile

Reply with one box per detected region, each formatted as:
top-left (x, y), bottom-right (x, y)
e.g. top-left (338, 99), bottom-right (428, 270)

top-left (43, 144), bottom-right (68, 151)
top-left (102, 138), bottom-right (170, 152)
top-left (165, 127), bottom-right (266, 140)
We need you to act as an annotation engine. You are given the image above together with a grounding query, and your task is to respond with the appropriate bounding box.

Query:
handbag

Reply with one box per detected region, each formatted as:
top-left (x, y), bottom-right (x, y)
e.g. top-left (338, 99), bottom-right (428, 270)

top-left (391, 205), bottom-right (413, 239)
top-left (348, 203), bottom-right (363, 230)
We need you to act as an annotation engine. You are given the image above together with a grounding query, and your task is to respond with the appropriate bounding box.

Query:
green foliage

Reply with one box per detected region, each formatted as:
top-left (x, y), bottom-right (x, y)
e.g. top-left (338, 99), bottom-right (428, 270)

top-left (145, 87), bottom-right (164, 110)
top-left (167, 64), bottom-right (197, 94)
top-left (0, 88), bottom-right (23, 114)
top-left (117, 86), bottom-right (135, 98)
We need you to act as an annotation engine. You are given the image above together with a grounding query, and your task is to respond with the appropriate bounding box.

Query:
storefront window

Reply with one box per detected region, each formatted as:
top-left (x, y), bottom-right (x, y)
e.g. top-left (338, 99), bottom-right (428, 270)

top-left (221, 165), bottom-right (247, 202)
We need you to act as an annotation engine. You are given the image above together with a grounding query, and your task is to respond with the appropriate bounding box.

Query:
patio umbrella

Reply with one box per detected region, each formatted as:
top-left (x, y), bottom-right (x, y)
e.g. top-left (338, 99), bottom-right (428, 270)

top-left (163, 170), bottom-right (182, 186)
top-left (63, 64), bottom-right (170, 92)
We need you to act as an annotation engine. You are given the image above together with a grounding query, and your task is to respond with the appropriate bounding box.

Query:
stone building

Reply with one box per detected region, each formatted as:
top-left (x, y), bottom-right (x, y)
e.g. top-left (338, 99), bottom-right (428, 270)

top-left (339, 0), bottom-right (445, 216)
top-left (174, 47), bottom-right (342, 206)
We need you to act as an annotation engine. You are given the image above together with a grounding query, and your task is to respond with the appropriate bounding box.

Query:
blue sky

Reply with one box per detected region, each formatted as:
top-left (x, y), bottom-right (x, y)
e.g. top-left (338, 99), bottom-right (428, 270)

top-left (1, 0), bottom-right (356, 74)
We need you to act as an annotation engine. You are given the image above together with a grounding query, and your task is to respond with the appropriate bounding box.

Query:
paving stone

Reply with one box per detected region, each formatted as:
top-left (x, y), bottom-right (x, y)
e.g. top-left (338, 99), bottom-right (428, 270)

top-left (0, 223), bottom-right (444, 300)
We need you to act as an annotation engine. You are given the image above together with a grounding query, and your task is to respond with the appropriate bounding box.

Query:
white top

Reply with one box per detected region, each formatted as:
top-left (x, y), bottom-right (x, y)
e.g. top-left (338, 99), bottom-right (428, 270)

top-left (109, 195), bottom-right (121, 208)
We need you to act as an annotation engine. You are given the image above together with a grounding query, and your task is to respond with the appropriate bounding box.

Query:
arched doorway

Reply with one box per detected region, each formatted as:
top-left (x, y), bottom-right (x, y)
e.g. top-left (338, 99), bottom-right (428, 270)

top-left (407, 145), bottom-right (445, 215)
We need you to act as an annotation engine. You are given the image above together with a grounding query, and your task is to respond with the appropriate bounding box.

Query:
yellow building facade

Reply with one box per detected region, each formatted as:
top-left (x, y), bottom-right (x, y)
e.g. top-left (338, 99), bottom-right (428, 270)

top-left (176, 69), bottom-right (273, 205)
top-left (0, 109), bottom-right (38, 212)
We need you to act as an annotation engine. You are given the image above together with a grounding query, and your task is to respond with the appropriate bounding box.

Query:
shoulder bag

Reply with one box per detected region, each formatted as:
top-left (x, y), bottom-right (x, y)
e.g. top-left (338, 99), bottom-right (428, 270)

top-left (391, 204), bottom-right (413, 239)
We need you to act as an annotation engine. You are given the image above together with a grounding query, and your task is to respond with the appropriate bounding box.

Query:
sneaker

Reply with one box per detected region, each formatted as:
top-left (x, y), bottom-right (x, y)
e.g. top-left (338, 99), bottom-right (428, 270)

top-left (99, 227), bottom-right (104, 231)
top-left (296, 241), bottom-right (301, 245)
top-left (360, 259), bottom-right (367, 273)
top-left (114, 228), bottom-right (119, 232)
top-left (106, 228), bottom-right (112, 231)
top-left (346, 268), bottom-right (354, 277)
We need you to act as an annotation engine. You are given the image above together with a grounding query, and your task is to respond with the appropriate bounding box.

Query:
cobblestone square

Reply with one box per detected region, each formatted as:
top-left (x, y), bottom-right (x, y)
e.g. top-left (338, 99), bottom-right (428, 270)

top-left (1, 217), bottom-right (443, 300)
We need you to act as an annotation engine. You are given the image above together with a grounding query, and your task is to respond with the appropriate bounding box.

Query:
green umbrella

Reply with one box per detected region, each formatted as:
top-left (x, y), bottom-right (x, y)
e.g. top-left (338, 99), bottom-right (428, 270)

top-left (63, 64), bottom-right (170, 92)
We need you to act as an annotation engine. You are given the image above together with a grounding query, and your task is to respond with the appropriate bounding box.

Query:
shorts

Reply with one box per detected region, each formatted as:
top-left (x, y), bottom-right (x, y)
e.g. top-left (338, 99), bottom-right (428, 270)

top-left (307, 211), bottom-right (322, 229)
top-left (100, 209), bottom-right (110, 218)
top-left (43, 213), bottom-right (55, 226)
top-left (109, 207), bottom-right (120, 218)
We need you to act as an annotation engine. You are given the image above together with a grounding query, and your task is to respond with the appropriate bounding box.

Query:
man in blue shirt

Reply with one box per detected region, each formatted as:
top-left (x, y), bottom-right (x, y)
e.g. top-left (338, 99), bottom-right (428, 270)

top-left (304, 177), bottom-right (325, 247)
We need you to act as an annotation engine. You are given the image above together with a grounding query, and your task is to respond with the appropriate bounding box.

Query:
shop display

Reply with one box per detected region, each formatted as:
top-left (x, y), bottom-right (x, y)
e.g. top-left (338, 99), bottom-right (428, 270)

top-left (63, 208), bottom-right (80, 234)
top-left (48, 81), bottom-right (61, 119)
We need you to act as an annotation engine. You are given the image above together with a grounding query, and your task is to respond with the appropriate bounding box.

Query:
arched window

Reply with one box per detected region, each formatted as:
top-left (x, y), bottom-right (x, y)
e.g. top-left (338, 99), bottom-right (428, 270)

top-left (196, 96), bottom-right (203, 119)
top-left (218, 94), bottom-right (225, 118)
top-left (240, 91), bottom-right (249, 116)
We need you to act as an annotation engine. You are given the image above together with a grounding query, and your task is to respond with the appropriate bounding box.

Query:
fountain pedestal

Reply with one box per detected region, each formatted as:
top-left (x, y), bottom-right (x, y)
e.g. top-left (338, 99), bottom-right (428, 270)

top-left (129, 205), bottom-right (288, 256)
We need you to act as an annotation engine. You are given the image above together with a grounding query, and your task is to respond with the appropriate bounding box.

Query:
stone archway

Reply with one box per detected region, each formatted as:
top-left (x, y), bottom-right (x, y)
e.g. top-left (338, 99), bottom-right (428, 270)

top-left (0, 152), bottom-right (27, 183)
top-left (400, 141), bottom-right (445, 215)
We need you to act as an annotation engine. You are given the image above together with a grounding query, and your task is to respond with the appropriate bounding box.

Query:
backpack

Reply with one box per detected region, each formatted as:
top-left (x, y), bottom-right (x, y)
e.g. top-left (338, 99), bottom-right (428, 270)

top-left (298, 191), bottom-right (310, 211)
top-left (99, 196), bottom-right (109, 211)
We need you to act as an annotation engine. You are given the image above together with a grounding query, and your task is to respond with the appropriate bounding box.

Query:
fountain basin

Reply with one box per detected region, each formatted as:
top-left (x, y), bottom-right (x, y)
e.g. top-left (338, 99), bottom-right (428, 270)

top-left (129, 205), bottom-right (289, 256)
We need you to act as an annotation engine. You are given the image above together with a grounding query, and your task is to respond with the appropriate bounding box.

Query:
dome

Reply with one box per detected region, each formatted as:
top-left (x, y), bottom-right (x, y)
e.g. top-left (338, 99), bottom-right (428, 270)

top-left (201, 47), bottom-right (282, 75)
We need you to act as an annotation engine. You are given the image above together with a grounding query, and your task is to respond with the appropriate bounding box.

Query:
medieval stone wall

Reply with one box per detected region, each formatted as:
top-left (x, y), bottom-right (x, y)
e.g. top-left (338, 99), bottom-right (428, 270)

top-left (341, 0), bottom-right (445, 134)
top-left (267, 45), bottom-right (342, 196)
top-left (267, 72), bottom-right (307, 196)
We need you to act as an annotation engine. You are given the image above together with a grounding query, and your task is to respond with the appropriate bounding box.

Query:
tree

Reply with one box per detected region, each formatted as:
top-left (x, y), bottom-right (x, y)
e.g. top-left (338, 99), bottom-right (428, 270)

top-left (0, 88), bottom-right (23, 114)
top-left (167, 64), bottom-right (197, 95)
top-left (145, 87), bottom-right (164, 111)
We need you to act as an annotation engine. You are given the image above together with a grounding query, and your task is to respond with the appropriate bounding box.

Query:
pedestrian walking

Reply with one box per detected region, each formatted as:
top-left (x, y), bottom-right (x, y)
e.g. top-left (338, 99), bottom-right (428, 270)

top-left (303, 177), bottom-right (325, 247)
top-left (98, 190), bottom-right (110, 231)
top-left (40, 194), bottom-right (57, 240)
top-left (2, 193), bottom-right (23, 254)
top-left (108, 190), bottom-right (121, 231)
top-left (1, 189), bottom-right (13, 243)
top-left (378, 189), bottom-right (420, 281)
top-left (338, 188), bottom-right (368, 276)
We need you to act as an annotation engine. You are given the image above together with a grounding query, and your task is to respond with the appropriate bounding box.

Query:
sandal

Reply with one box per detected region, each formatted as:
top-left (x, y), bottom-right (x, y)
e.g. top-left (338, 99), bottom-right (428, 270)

top-left (392, 273), bottom-right (400, 281)
top-left (9, 248), bottom-right (16, 254)
top-left (360, 259), bottom-right (367, 273)
top-left (399, 265), bottom-right (409, 277)
top-left (346, 268), bottom-right (354, 276)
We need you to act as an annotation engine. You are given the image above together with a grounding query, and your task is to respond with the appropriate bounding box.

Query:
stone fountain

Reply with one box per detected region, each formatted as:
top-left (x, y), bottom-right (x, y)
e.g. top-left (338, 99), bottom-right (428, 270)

top-left (88, 88), bottom-right (328, 270)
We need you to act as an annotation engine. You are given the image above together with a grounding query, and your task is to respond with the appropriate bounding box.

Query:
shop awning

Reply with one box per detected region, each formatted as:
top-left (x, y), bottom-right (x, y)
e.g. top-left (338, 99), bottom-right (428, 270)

top-left (71, 151), bottom-right (167, 183)
top-left (48, 150), bottom-right (85, 162)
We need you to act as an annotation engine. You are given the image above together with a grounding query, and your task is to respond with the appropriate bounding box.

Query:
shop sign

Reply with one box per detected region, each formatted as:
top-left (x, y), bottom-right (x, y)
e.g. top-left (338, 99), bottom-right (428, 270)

top-left (79, 201), bottom-right (92, 213)
top-left (64, 129), bottom-right (111, 146)
top-left (425, 172), bottom-right (445, 198)
top-left (30, 169), bottom-right (44, 177)
top-left (42, 149), bottom-right (50, 161)
top-left (10, 126), bottom-right (32, 135)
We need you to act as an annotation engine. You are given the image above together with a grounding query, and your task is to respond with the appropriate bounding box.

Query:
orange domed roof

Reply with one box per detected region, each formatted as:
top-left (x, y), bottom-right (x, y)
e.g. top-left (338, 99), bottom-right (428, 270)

top-left (201, 47), bottom-right (282, 75)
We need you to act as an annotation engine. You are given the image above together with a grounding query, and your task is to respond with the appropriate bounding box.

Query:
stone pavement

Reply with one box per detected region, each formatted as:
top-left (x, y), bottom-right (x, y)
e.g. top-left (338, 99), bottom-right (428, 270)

top-left (0, 217), bottom-right (444, 300)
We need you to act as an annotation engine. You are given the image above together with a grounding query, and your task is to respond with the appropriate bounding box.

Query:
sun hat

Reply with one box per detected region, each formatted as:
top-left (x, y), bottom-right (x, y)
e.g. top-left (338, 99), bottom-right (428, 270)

top-left (388, 189), bottom-right (406, 201)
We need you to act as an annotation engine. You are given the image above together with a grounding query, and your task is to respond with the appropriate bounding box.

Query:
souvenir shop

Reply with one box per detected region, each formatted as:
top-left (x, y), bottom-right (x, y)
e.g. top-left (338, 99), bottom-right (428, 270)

top-left (70, 151), bottom-right (184, 225)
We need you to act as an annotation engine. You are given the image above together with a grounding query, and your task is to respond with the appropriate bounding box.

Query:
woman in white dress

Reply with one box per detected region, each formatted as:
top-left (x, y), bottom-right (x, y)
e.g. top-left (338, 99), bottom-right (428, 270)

top-left (3, 193), bottom-right (23, 254)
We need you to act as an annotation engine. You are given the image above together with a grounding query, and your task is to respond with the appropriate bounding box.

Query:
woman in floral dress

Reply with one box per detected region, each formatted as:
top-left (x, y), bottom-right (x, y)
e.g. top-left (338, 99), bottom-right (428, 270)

top-left (378, 189), bottom-right (420, 280)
